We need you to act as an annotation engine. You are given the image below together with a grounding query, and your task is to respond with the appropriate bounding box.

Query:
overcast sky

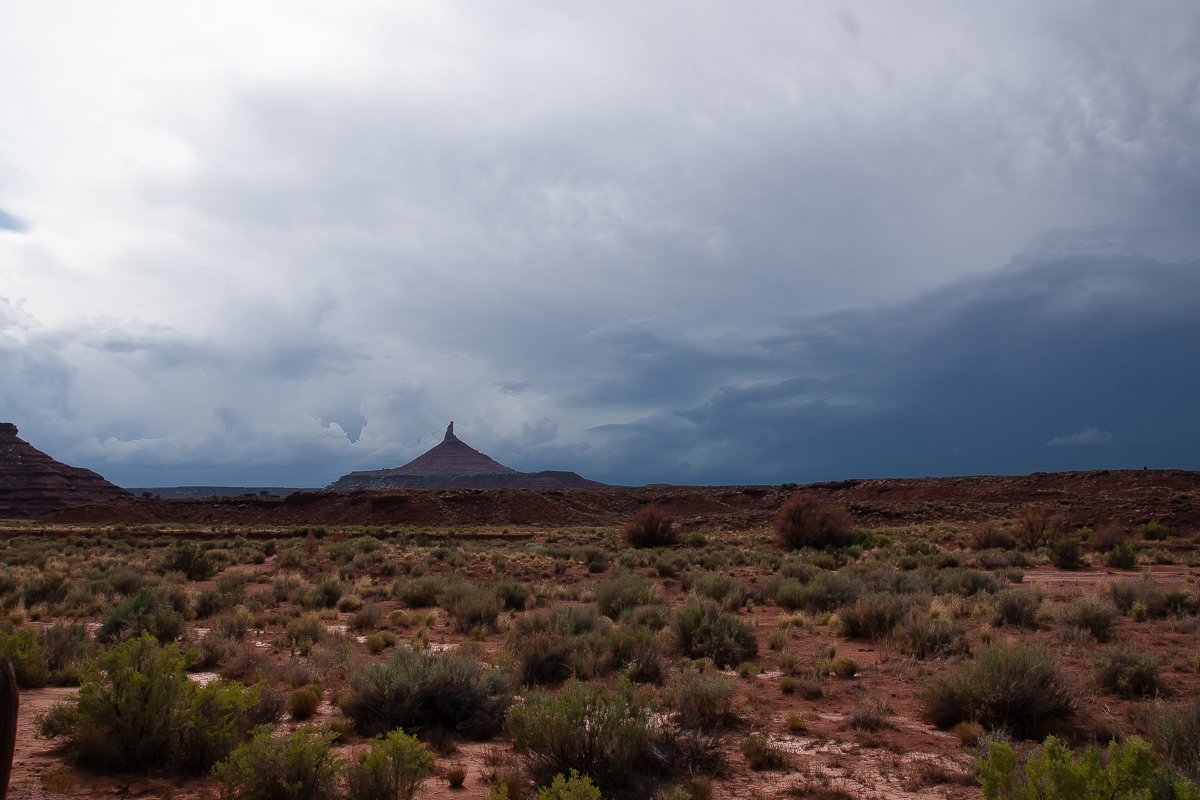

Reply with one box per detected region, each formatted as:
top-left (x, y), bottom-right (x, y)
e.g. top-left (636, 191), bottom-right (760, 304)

top-left (2, 2), bottom-right (1198, 488)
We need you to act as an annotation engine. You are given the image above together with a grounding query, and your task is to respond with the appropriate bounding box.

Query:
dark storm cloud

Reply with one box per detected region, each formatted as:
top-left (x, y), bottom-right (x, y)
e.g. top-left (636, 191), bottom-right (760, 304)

top-left (567, 241), bottom-right (1200, 485)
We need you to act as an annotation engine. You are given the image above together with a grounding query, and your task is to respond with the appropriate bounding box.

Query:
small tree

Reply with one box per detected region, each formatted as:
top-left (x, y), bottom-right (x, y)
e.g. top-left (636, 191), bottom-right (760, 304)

top-left (1013, 505), bottom-right (1055, 551)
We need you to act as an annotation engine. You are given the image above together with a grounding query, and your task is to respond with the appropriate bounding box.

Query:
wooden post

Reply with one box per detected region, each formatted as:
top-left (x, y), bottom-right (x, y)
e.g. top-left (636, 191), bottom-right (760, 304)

top-left (0, 659), bottom-right (16, 800)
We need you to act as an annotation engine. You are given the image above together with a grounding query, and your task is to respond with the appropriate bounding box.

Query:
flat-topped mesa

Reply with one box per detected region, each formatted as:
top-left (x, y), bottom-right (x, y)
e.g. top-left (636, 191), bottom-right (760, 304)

top-left (327, 422), bottom-right (605, 490)
top-left (0, 423), bottom-right (132, 518)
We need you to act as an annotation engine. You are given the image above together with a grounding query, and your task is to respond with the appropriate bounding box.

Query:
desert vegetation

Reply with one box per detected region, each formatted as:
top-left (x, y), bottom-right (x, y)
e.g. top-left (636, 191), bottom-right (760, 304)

top-left (0, 484), bottom-right (1198, 799)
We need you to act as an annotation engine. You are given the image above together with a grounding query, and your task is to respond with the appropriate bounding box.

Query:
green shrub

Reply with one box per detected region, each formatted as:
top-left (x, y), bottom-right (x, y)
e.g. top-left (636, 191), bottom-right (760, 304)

top-left (1131, 699), bottom-right (1200, 781)
top-left (342, 646), bottom-right (512, 738)
top-left (596, 574), bottom-right (663, 620)
top-left (919, 643), bottom-right (1074, 739)
top-left (0, 626), bottom-right (48, 687)
top-left (537, 770), bottom-right (603, 800)
top-left (1105, 541), bottom-right (1140, 569)
top-left (1110, 576), bottom-right (1200, 619)
top-left (836, 593), bottom-right (907, 641)
top-left (96, 586), bottom-right (185, 644)
top-left (774, 494), bottom-right (856, 550)
top-left (692, 574), bottom-right (755, 611)
top-left (159, 544), bottom-right (215, 581)
top-left (22, 572), bottom-right (68, 608)
top-left (1060, 597), bottom-right (1118, 642)
top-left (291, 687), bottom-right (321, 720)
top-left (212, 725), bottom-right (341, 800)
top-left (977, 735), bottom-right (1195, 800)
top-left (1092, 647), bottom-right (1160, 698)
top-left (39, 621), bottom-right (94, 685)
top-left (623, 506), bottom-right (677, 549)
top-left (49, 635), bottom-right (189, 772)
top-left (37, 634), bottom-right (283, 775)
top-left (933, 568), bottom-right (998, 597)
top-left (275, 615), bottom-right (327, 656)
top-left (740, 734), bottom-right (786, 770)
top-left (1140, 521), bottom-right (1173, 541)
top-left (177, 680), bottom-right (286, 775)
top-left (490, 578), bottom-right (530, 612)
top-left (665, 667), bottom-right (736, 728)
top-left (344, 729), bottom-right (435, 800)
top-left (992, 589), bottom-right (1041, 628)
top-left (350, 604), bottom-right (383, 632)
top-left (440, 582), bottom-right (503, 633)
top-left (670, 601), bottom-right (758, 668)
top-left (898, 618), bottom-right (969, 660)
top-left (508, 679), bottom-right (714, 799)
top-left (781, 571), bottom-right (863, 612)
top-left (1049, 538), bottom-right (1087, 570)
top-left (511, 626), bottom-right (582, 685)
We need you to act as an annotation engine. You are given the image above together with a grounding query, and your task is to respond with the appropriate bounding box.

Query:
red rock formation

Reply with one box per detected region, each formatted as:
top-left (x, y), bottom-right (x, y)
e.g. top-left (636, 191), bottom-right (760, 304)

top-left (0, 423), bottom-right (132, 518)
top-left (328, 422), bottom-right (606, 490)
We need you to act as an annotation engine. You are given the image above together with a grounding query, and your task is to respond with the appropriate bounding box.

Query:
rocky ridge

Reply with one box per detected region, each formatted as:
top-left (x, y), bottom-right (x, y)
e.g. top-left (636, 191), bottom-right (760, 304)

top-left (0, 423), bottom-right (132, 518)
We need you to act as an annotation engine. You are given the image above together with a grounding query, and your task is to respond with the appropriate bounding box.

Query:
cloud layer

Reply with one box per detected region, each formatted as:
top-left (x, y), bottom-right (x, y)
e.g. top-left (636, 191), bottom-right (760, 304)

top-left (1, 2), bottom-right (1198, 486)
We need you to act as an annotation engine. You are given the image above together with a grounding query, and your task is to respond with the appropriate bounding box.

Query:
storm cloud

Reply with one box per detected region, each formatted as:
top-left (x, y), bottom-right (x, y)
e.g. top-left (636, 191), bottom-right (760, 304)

top-left (1, 2), bottom-right (1198, 486)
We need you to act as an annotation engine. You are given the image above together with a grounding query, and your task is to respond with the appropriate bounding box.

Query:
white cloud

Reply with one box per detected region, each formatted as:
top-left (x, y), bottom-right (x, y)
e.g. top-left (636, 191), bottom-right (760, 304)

top-left (1046, 427), bottom-right (1114, 448)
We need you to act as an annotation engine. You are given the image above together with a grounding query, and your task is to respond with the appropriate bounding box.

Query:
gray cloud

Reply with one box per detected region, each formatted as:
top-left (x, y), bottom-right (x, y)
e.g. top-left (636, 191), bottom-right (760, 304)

top-left (0, 4), bottom-right (1198, 486)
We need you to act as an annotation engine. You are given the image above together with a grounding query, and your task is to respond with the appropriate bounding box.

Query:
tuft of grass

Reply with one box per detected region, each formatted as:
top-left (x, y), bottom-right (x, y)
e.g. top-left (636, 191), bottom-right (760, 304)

top-left (992, 589), bottom-right (1041, 628)
top-left (740, 734), bottom-right (787, 770)
top-left (1059, 597), bottom-right (1118, 642)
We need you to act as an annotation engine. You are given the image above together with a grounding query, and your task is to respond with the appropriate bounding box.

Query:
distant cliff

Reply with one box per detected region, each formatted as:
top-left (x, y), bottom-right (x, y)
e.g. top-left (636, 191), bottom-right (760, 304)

top-left (0, 423), bottom-right (132, 518)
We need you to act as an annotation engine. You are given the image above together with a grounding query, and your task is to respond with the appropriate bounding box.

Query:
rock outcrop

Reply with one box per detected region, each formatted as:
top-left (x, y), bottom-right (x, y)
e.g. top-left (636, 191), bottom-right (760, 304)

top-left (327, 422), bottom-right (606, 490)
top-left (0, 423), bottom-right (132, 518)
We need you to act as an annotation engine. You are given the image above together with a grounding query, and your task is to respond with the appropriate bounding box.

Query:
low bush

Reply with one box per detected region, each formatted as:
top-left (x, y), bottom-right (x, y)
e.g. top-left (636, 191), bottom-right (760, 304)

top-left (394, 577), bottom-right (442, 608)
top-left (624, 505), bottom-right (677, 548)
top-left (932, 568), bottom-right (997, 597)
top-left (1013, 504), bottom-right (1055, 551)
top-left (275, 615), bottom-right (327, 656)
top-left (778, 571), bottom-right (863, 612)
top-left (1110, 576), bottom-right (1200, 619)
top-left (992, 589), bottom-right (1041, 628)
top-left (508, 678), bottom-right (717, 799)
top-left (96, 586), bottom-right (186, 645)
top-left (290, 687), bottom-right (321, 720)
top-left (1092, 647), bottom-right (1160, 698)
top-left (665, 666), bottom-right (737, 728)
top-left (39, 635), bottom-right (283, 775)
top-left (22, 572), bottom-right (68, 609)
top-left (774, 494), bottom-right (856, 550)
top-left (342, 646), bottom-right (512, 738)
top-left (977, 735), bottom-right (1197, 800)
top-left (898, 618), bottom-right (969, 660)
top-left (490, 578), bottom-right (530, 612)
top-left (691, 574), bottom-right (755, 611)
top-left (350, 604), bottom-right (383, 632)
top-left (671, 601), bottom-right (758, 668)
top-left (919, 643), bottom-right (1074, 739)
top-left (1059, 597), bottom-right (1118, 642)
top-left (212, 725), bottom-right (341, 800)
top-left (1130, 698), bottom-right (1200, 781)
top-left (740, 734), bottom-right (786, 770)
top-left (596, 574), bottom-right (663, 620)
top-left (1105, 541), bottom-right (1140, 570)
top-left (440, 583), bottom-right (503, 633)
top-left (344, 729), bottom-right (435, 800)
top-left (537, 770), bottom-right (603, 800)
top-left (0, 626), bottom-right (49, 687)
top-left (1049, 538), bottom-right (1087, 570)
top-left (158, 544), bottom-right (215, 581)
top-left (969, 522), bottom-right (1016, 551)
top-left (836, 593), bottom-right (908, 641)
